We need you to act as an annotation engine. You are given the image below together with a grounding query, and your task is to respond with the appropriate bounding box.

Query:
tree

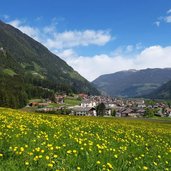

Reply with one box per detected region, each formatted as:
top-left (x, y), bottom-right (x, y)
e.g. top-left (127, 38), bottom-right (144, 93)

top-left (96, 103), bottom-right (106, 116)
top-left (111, 109), bottom-right (116, 117)
top-left (144, 108), bottom-right (156, 118)
top-left (167, 101), bottom-right (171, 108)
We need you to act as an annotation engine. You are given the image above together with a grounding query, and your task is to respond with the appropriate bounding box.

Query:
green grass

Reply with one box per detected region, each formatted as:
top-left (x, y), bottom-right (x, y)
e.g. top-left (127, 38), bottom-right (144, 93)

top-left (69, 71), bottom-right (85, 82)
top-left (3, 69), bottom-right (17, 76)
top-left (64, 96), bottom-right (81, 106)
top-left (47, 103), bottom-right (64, 108)
top-left (20, 106), bottom-right (38, 113)
top-left (0, 108), bottom-right (171, 171)
top-left (29, 99), bottom-right (43, 103)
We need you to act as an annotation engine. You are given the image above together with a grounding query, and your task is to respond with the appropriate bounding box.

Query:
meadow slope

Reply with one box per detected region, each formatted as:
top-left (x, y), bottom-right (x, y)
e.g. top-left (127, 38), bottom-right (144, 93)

top-left (0, 108), bottom-right (171, 171)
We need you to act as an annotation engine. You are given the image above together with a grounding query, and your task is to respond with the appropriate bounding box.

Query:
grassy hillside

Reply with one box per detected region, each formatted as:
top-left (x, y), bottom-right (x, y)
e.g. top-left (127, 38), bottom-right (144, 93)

top-left (0, 108), bottom-right (171, 170)
top-left (147, 80), bottom-right (171, 99)
top-left (0, 20), bottom-right (99, 108)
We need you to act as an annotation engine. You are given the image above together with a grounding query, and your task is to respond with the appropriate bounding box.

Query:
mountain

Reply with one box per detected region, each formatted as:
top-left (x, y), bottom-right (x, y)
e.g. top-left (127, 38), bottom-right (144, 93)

top-left (146, 80), bottom-right (171, 99)
top-left (92, 68), bottom-right (171, 97)
top-left (0, 20), bottom-right (99, 108)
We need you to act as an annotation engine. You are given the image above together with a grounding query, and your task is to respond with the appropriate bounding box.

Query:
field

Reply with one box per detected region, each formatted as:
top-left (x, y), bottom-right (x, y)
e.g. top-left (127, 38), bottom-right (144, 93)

top-left (0, 108), bottom-right (171, 171)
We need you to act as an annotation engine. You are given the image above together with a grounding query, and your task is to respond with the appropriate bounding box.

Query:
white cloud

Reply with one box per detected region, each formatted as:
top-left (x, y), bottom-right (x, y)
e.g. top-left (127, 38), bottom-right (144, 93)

top-left (8, 19), bottom-right (40, 41)
top-left (110, 43), bottom-right (143, 57)
top-left (57, 49), bottom-right (76, 59)
top-left (43, 25), bottom-right (56, 34)
top-left (3, 14), bottom-right (10, 19)
top-left (8, 19), bottom-right (112, 49)
top-left (8, 19), bottom-right (21, 27)
top-left (45, 30), bottom-right (112, 49)
top-left (154, 21), bottom-right (160, 27)
top-left (164, 15), bottom-right (171, 23)
top-left (155, 9), bottom-right (171, 25)
top-left (7, 19), bottom-right (171, 82)
top-left (58, 46), bottom-right (171, 81)
top-left (167, 9), bottom-right (171, 14)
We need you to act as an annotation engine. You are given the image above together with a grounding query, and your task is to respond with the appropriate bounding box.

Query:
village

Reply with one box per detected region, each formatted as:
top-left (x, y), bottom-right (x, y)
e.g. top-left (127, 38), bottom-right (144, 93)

top-left (26, 93), bottom-right (171, 118)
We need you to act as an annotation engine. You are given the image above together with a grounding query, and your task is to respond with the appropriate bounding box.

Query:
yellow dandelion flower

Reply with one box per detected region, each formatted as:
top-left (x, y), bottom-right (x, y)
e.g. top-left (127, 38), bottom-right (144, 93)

top-left (143, 166), bottom-right (148, 170)
top-left (33, 156), bottom-right (38, 161)
top-left (73, 150), bottom-right (77, 153)
top-left (39, 155), bottom-right (42, 158)
top-left (29, 152), bottom-right (33, 156)
top-left (54, 154), bottom-right (58, 158)
top-left (96, 161), bottom-right (101, 164)
top-left (102, 165), bottom-right (106, 168)
top-left (107, 162), bottom-right (113, 169)
top-left (114, 154), bottom-right (118, 158)
top-left (20, 147), bottom-right (24, 152)
top-left (67, 150), bottom-right (72, 154)
top-left (46, 156), bottom-right (50, 160)
top-left (153, 162), bottom-right (157, 166)
top-left (77, 166), bottom-right (81, 170)
top-left (41, 149), bottom-right (45, 153)
top-left (25, 161), bottom-right (29, 165)
top-left (25, 145), bottom-right (28, 148)
top-left (48, 163), bottom-right (53, 168)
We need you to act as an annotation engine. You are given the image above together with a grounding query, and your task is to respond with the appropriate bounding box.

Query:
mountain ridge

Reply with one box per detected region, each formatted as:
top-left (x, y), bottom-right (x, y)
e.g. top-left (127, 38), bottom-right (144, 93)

top-left (0, 20), bottom-right (99, 108)
top-left (92, 68), bottom-right (171, 97)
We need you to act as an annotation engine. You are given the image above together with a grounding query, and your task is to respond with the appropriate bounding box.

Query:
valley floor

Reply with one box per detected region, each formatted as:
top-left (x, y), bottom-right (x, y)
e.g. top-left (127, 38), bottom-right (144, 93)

top-left (0, 108), bottom-right (171, 171)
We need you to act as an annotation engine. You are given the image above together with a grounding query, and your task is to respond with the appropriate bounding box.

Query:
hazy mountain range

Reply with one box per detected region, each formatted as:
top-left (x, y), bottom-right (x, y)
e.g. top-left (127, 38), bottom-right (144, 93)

top-left (92, 68), bottom-right (171, 98)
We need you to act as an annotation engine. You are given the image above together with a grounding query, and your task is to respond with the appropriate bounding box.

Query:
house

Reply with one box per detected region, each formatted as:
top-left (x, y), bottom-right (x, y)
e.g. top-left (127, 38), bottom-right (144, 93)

top-left (78, 93), bottom-right (88, 99)
top-left (115, 112), bottom-right (122, 117)
top-left (106, 103), bottom-right (117, 108)
top-left (156, 108), bottom-right (164, 117)
top-left (36, 107), bottom-right (60, 113)
top-left (71, 107), bottom-right (96, 116)
top-left (55, 95), bottom-right (65, 104)
top-left (121, 108), bottom-right (134, 117)
top-left (0, 47), bottom-right (4, 51)
top-left (165, 108), bottom-right (171, 117)
top-left (135, 99), bottom-right (146, 108)
top-left (136, 109), bottom-right (145, 116)
top-left (38, 103), bottom-right (49, 108)
top-left (104, 108), bottom-right (112, 116)
top-left (80, 100), bottom-right (97, 108)
top-left (29, 102), bottom-right (39, 107)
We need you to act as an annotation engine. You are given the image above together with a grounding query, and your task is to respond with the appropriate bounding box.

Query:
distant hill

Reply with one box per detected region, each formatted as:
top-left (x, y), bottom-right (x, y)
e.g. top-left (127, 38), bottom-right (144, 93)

top-left (0, 20), bottom-right (99, 108)
top-left (92, 68), bottom-right (171, 97)
top-left (146, 80), bottom-right (171, 99)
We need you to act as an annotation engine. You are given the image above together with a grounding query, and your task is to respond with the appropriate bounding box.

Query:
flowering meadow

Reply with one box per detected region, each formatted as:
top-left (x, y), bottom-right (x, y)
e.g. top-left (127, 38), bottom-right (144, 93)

top-left (0, 108), bottom-right (171, 171)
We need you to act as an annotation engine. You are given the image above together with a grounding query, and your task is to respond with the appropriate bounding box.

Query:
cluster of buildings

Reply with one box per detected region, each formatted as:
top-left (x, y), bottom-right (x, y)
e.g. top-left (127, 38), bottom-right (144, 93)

top-left (28, 93), bottom-right (171, 118)
top-left (71, 95), bottom-right (171, 118)
top-left (71, 96), bottom-right (145, 117)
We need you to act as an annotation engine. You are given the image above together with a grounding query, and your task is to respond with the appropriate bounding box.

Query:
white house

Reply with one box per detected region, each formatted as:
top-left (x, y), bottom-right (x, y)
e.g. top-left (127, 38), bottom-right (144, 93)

top-left (71, 107), bottom-right (97, 116)
top-left (80, 100), bottom-right (97, 108)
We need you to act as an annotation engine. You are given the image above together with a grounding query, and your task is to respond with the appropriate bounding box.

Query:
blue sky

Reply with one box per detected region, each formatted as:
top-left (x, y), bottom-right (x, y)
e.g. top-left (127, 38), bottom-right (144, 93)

top-left (1, 0), bottom-right (171, 80)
